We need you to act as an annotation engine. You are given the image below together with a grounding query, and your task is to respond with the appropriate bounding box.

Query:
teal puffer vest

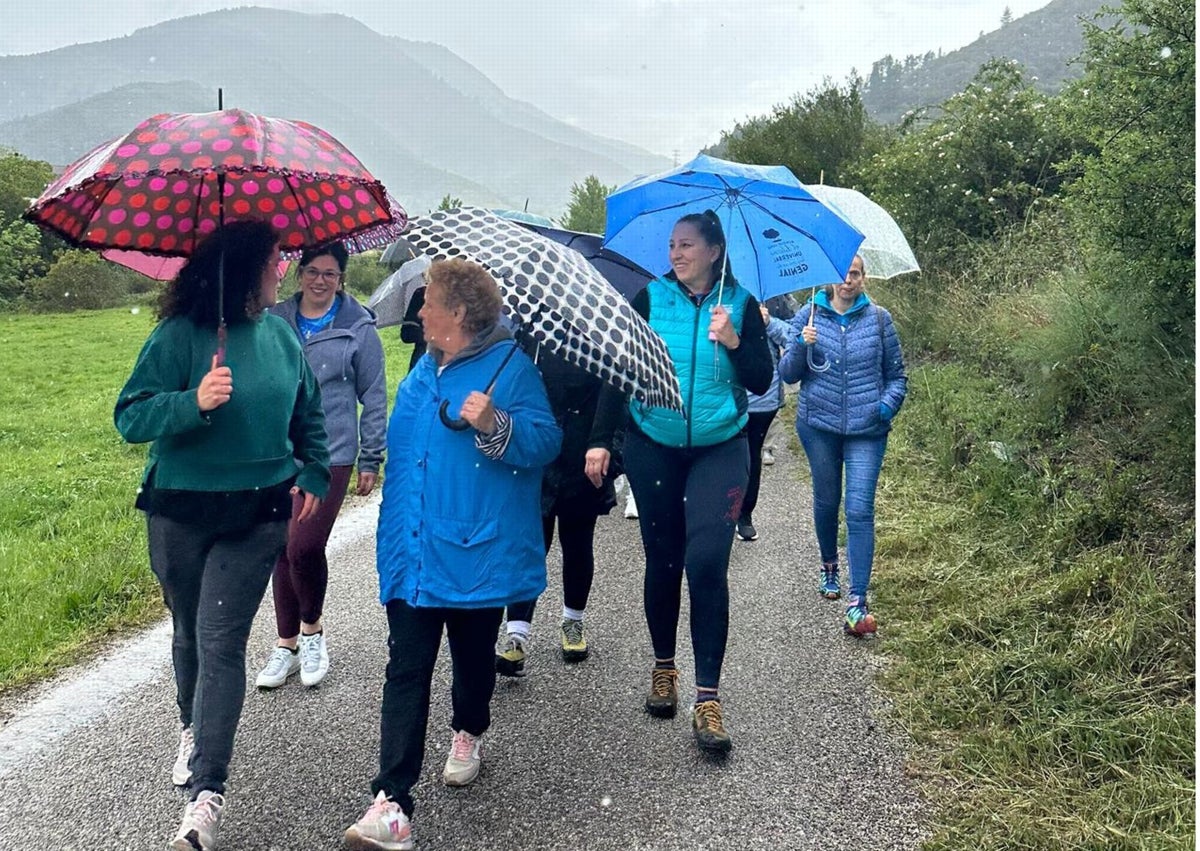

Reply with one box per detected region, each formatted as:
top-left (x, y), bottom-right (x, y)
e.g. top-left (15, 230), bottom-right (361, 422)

top-left (630, 276), bottom-right (751, 448)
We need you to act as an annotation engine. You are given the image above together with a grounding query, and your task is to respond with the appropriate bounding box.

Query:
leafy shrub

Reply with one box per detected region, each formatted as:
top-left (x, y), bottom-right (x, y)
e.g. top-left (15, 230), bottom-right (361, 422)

top-left (25, 250), bottom-right (150, 312)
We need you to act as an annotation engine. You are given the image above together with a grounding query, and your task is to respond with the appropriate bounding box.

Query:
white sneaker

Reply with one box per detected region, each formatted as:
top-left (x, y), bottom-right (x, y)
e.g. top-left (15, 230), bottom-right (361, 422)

top-left (255, 646), bottom-right (300, 689)
top-left (299, 631), bottom-right (329, 687)
top-left (171, 726), bottom-right (194, 787)
top-left (762, 447), bottom-right (775, 466)
top-left (624, 492), bottom-right (639, 519)
top-left (344, 791), bottom-right (413, 850)
top-left (169, 790), bottom-right (223, 851)
top-left (443, 730), bottom-right (482, 786)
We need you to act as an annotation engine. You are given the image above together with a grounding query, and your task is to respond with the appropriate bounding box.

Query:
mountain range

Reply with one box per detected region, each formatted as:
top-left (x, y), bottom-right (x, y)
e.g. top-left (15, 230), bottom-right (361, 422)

top-left (0, 7), bottom-right (670, 218)
top-left (861, 0), bottom-right (1109, 123)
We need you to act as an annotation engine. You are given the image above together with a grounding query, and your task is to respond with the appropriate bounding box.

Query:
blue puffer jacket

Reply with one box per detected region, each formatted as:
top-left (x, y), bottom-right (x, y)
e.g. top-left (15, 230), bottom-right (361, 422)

top-left (375, 326), bottom-right (562, 609)
top-left (629, 276), bottom-right (752, 448)
top-left (778, 291), bottom-right (907, 436)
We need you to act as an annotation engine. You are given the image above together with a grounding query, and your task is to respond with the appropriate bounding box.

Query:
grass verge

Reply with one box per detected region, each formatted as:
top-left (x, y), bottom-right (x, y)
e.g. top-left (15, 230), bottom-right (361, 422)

top-left (0, 307), bottom-right (412, 694)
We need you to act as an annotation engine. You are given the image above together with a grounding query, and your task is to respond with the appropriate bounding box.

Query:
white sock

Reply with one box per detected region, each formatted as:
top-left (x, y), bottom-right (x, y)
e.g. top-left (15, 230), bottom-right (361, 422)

top-left (562, 606), bottom-right (585, 622)
top-left (506, 620), bottom-right (532, 640)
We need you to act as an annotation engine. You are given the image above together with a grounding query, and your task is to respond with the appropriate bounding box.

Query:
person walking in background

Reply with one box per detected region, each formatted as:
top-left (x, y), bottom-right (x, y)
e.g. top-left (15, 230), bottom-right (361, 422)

top-left (778, 254), bottom-right (907, 636)
top-left (255, 242), bottom-right (387, 690)
top-left (114, 220), bottom-right (330, 851)
top-left (736, 299), bottom-right (798, 542)
top-left (495, 344), bottom-right (622, 677)
top-left (759, 294), bottom-right (798, 467)
top-left (344, 259), bottom-right (560, 851)
top-left (614, 210), bottom-right (772, 755)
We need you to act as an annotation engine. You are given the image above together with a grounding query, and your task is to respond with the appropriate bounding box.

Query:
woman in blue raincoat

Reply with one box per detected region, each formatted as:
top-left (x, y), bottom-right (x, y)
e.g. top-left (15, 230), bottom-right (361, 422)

top-left (345, 258), bottom-right (561, 851)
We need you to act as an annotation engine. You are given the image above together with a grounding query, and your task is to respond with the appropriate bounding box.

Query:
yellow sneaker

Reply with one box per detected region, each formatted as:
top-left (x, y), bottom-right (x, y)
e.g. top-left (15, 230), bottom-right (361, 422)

top-left (560, 618), bottom-right (589, 663)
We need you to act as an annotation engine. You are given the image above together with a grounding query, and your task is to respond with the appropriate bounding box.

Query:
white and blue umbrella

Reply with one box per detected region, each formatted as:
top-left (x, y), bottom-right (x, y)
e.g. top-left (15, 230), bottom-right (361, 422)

top-left (603, 154), bottom-right (864, 301)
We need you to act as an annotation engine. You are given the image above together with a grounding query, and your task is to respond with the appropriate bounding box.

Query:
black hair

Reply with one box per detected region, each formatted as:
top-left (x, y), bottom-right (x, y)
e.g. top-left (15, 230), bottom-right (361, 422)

top-left (158, 219), bottom-right (280, 327)
top-left (298, 241), bottom-right (349, 273)
top-left (675, 209), bottom-right (736, 285)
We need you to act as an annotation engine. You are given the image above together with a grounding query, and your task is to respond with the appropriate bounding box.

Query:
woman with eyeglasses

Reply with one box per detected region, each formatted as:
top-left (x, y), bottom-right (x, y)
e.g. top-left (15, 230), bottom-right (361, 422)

top-left (256, 242), bottom-right (388, 689)
top-left (778, 254), bottom-right (907, 637)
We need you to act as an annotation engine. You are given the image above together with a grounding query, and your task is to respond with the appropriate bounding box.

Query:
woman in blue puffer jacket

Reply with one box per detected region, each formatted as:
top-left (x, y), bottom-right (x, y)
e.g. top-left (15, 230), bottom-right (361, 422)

top-left (778, 254), bottom-right (906, 636)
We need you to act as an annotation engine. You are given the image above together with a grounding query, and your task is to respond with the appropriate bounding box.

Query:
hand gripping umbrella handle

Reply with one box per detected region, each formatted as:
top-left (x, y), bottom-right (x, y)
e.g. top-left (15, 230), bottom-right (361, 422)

top-left (438, 341), bottom-right (521, 431)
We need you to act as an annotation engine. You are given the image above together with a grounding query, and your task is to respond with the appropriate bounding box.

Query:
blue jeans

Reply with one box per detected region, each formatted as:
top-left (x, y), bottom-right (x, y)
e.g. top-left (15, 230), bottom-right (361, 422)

top-left (795, 421), bottom-right (888, 603)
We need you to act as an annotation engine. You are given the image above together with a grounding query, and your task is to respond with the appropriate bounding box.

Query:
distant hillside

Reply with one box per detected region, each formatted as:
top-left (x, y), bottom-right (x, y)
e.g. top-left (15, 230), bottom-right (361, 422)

top-left (863, 0), bottom-right (1109, 123)
top-left (0, 7), bottom-right (670, 217)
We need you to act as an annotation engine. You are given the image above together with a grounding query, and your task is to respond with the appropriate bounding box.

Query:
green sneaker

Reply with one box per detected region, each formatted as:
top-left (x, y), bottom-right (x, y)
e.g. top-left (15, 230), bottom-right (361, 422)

top-left (844, 598), bottom-right (877, 637)
top-left (495, 632), bottom-right (527, 678)
top-left (819, 563), bottom-right (841, 600)
top-left (560, 618), bottom-right (589, 663)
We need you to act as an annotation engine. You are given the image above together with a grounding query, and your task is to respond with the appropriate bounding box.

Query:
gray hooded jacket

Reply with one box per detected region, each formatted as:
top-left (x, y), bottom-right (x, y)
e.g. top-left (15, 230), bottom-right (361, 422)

top-left (271, 292), bottom-right (387, 473)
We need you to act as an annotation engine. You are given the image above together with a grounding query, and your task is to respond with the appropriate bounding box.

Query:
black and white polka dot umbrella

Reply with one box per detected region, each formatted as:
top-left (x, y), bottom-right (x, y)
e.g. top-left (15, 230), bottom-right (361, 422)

top-left (403, 206), bottom-right (683, 412)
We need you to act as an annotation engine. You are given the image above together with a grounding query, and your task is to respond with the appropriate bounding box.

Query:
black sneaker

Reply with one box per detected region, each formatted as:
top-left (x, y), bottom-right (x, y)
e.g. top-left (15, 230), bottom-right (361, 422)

top-left (644, 667), bottom-right (678, 718)
top-left (735, 517), bottom-right (758, 541)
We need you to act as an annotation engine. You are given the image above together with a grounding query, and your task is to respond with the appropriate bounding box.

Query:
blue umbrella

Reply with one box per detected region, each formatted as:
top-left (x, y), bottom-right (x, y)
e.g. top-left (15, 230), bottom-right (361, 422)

top-left (603, 154), bottom-right (864, 302)
top-left (513, 223), bottom-right (653, 301)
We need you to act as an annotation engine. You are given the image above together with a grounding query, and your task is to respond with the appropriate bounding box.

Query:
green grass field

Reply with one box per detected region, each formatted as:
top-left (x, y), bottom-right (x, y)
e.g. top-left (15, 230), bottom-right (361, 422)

top-left (0, 307), bottom-right (411, 693)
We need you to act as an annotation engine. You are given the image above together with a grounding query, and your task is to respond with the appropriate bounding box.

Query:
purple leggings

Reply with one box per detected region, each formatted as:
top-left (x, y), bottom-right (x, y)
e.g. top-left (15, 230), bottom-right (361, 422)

top-left (271, 465), bottom-right (352, 638)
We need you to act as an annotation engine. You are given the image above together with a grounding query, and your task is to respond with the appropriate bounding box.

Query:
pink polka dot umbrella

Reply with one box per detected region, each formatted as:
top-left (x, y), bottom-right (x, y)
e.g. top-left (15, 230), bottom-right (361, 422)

top-left (24, 109), bottom-right (405, 258)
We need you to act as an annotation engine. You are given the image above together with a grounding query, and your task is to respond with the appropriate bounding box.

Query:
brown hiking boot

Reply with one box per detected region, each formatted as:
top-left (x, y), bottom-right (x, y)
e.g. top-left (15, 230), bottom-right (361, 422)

top-left (692, 700), bottom-right (733, 753)
top-left (644, 667), bottom-right (678, 718)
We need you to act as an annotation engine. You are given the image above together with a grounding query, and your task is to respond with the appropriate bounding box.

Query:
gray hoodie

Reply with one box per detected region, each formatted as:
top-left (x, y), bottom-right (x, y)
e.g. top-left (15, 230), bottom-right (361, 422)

top-left (271, 292), bottom-right (387, 473)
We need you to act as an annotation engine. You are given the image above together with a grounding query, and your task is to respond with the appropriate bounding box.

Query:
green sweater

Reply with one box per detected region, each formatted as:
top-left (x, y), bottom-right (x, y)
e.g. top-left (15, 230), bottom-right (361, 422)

top-left (114, 314), bottom-right (331, 498)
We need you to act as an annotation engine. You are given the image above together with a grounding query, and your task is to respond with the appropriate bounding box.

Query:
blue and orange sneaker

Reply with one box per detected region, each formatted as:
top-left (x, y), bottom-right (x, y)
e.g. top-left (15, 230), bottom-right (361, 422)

top-left (844, 597), bottom-right (877, 637)
top-left (819, 563), bottom-right (841, 600)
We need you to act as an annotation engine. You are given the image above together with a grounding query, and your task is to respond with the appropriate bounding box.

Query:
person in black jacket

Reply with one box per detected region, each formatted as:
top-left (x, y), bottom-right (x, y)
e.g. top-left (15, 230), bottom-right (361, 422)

top-left (495, 339), bottom-right (622, 677)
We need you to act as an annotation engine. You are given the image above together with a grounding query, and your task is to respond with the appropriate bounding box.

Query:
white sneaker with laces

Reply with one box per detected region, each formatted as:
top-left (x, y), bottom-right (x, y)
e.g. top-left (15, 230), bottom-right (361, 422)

top-left (255, 646), bottom-right (300, 689)
top-left (343, 791), bottom-right (413, 851)
top-left (762, 447), bottom-right (775, 466)
top-left (171, 726), bottom-right (194, 787)
top-left (298, 631), bottom-right (329, 687)
top-left (443, 730), bottom-right (483, 786)
top-left (624, 491), bottom-right (639, 519)
top-left (169, 790), bottom-right (223, 851)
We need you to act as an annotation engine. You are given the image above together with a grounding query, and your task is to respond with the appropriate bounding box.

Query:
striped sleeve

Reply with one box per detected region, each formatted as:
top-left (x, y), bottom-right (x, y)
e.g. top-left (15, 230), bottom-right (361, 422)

top-left (474, 408), bottom-right (513, 460)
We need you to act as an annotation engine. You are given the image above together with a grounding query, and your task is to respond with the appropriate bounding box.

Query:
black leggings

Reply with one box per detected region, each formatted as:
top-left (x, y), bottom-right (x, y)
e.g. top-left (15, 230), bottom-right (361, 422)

top-left (624, 428), bottom-right (749, 691)
top-left (742, 409), bottom-right (778, 522)
top-left (506, 510), bottom-right (599, 623)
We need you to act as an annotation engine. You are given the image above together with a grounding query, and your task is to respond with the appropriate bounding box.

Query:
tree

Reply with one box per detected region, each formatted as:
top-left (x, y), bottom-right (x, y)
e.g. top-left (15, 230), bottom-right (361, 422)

top-left (0, 152), bottom-right (54, 224)
top-left (561, 175), bottom-right (614, 234)
top-left (1001, 6), bottom-right (1013, 25)
top-left (720, 77), bottom-right (889, 186)
top-left (0, 216), bottom-right (47, 303)
top-left (436, 194), bottom-right (463, 211)
top-left (853, 60), bottom-right (1076, 265)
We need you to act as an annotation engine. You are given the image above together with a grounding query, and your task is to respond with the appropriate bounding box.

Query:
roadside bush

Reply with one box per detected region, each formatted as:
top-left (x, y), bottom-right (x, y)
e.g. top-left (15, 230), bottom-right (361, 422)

top-left (24, 250), bottom-right (150, 312)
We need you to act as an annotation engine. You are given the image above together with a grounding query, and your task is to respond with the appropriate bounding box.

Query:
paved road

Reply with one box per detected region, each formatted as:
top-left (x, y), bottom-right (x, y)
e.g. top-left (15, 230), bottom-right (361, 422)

top-left (0, 441), bottom-right (926, 850)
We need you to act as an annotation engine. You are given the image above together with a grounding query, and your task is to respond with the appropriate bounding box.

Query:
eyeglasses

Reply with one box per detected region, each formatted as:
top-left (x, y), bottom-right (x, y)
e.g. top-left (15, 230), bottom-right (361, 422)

top-left (299, 266), bottom-right (342, 283)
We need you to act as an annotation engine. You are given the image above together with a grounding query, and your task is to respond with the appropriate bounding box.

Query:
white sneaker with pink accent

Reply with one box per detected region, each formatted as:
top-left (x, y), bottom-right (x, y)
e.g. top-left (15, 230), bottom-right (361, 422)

top-left (442, 730), bottom-right (482, 786)
top-left (343, 791), bottom-right (413, 851)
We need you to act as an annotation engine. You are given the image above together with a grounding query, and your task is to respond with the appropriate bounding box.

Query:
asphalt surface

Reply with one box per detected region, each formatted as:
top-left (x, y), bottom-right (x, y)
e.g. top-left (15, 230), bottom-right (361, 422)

top-left (0, 440), bottom-right (927, 850)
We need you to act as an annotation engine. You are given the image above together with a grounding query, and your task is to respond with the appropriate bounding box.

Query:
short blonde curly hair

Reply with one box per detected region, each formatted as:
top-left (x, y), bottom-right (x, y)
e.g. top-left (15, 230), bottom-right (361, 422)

top-left (426, 258), bottom-right (503, 335)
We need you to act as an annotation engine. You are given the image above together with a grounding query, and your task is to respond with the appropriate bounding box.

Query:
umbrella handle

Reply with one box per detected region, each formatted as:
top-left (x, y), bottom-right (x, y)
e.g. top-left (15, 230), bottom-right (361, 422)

top-left (437, 341), bottom-right (521, 431)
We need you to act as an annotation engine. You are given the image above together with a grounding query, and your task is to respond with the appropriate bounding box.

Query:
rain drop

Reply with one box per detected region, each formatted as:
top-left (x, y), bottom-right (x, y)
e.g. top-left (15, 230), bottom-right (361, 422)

top-left (601, 796), bottom-right (612, 807)
top-left (131, 306), bottom-right (141, 315)
top-left (1161, 46), bottom-right (1173, 59)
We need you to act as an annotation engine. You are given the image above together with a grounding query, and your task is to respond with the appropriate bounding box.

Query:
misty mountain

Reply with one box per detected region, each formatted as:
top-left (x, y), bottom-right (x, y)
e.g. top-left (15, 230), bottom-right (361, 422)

top-left (862, 0), bottom-right (1110, 123)
top-left (0, 7), bottom-right (670, 217)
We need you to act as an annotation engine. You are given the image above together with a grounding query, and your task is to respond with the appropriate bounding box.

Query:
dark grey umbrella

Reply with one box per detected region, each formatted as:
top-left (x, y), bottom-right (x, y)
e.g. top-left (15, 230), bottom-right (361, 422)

top-left (402, 207), bottom-right (683, 414)
top-left (367, 255), bottom-right (431, 328)
top-left (513, 223), bottom-right (653, 301)
top-left (379, 237), bottom-right (420, 268)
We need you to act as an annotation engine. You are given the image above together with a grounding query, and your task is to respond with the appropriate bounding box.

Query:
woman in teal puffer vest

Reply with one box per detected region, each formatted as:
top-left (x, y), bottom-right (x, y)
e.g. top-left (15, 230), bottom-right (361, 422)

top-left (619, 210), bottom-right (773, 755)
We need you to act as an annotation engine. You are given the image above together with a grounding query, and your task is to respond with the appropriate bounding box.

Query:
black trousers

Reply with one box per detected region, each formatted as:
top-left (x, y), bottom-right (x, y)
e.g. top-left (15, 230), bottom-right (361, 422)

top-left (742, 409), bottom-right (779, 522)
top-left (372, 600), bottom-right (504, 816)
top-left (506, 510), bottom-right (599, 623)
top-left (624, 428), bottom-right (749, 691)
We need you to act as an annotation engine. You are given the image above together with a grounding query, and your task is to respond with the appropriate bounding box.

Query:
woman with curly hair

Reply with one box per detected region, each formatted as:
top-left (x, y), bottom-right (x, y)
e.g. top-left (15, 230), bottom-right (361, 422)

top-left (115, 219), bottom-right (330, 851)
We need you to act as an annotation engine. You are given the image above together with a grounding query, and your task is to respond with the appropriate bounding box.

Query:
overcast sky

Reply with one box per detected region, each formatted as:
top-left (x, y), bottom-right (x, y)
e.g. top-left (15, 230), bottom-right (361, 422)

top-left (2, 1), bottom-right (1053, 157)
